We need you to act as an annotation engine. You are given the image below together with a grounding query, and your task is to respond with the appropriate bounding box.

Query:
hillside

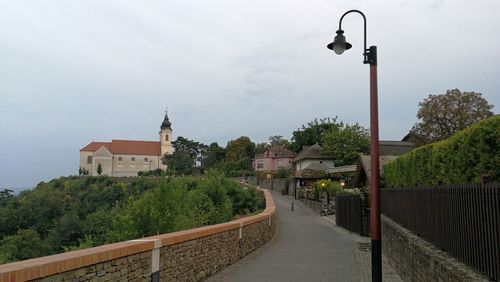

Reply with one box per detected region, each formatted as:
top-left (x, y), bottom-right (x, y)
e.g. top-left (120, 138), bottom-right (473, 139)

top-left (0, 172), bottom-right (264, 263)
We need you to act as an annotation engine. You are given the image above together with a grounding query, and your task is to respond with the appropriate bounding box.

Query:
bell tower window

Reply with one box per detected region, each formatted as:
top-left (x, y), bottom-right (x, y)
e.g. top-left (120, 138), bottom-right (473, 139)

top-left (165, 135), bottom-right (169, 141)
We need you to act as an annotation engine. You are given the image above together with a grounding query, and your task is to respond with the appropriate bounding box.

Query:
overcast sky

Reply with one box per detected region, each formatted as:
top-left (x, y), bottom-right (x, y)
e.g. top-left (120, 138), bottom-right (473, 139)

top-left (1, 0), bottom-right (499, 190)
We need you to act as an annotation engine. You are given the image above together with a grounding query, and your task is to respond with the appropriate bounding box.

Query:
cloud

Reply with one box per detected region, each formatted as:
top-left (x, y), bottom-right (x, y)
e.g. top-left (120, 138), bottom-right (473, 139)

top-left (0, 0), bottom-right (499, 189)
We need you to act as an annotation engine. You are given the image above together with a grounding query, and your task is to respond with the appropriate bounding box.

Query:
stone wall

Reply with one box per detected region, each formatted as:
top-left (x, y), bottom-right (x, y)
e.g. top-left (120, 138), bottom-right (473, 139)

top-left (382, 216), bottom-right (488, 281)
top-left (297, 197), bottom-right (322, 214)
top-left (0, 187), bottom-right (276, 282)
top-left (32, 251), bottom-right (152, 282)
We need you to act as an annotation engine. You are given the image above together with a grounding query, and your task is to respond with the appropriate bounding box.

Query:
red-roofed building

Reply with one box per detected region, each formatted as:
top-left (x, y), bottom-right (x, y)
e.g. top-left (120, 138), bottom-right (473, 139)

top-left (79, 113), bottom-right (174, 176)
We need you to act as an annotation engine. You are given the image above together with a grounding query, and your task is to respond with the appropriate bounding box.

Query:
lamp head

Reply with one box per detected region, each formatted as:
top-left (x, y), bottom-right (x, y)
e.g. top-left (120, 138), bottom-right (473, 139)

top-left (327, 29), bottom-right (352, 55)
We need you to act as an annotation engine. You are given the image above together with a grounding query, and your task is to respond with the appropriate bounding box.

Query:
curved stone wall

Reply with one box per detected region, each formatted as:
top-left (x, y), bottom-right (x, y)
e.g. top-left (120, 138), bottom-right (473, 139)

top-left (0, 188), bottom-right (276, 282)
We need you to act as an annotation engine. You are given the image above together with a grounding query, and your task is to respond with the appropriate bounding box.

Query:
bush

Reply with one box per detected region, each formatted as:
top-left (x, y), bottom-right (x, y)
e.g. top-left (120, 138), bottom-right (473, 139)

top-left (314, 179), bottom-right (343, 197)
top-left (383, 116), bottom-right (500, 187)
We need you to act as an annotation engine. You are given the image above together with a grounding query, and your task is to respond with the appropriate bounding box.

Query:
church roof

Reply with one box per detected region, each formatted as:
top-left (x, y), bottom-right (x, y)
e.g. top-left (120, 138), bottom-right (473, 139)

top-left (160, 112), bottom-right (172, 130)
top-left (80, 140), bottom-right (161, 156)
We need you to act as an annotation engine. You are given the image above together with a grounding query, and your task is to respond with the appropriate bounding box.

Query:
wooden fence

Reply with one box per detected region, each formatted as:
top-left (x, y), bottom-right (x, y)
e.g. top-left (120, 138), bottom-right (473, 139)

top-left (335, 195), bottom-right (363, 235)
top-left (381, 183), bottom-right (499, 281)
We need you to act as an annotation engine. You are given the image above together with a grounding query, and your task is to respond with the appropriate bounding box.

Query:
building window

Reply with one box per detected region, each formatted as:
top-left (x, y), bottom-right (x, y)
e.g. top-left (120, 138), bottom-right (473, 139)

top-left (131, 157), bottom-right (135, 162)
top-left (118, 157), bottom-right (123, 162)
top-left (144, 157), bottom-right (148, 162)
top-left (257, 161), bottom-right (264, 169)
top-left (165, 135), bottom-right (169, 141)
top-left (87, 156), bottom-right (92, 164)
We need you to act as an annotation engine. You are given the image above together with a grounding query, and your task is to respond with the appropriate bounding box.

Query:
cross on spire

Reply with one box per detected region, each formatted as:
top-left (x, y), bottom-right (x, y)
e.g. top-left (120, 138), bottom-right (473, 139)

top-left (160, 106), bottom-right (172, 130)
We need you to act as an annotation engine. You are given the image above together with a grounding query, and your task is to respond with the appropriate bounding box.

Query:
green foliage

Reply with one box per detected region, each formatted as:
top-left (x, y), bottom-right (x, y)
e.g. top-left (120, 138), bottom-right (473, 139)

top-left (289, 117), bottom-right (342, 153)
top-left (97, 163), bottom-right (103, 175)
top-left (322, 122), bottom-right (370, 166)
top-left (217, 157), bottom-right (253, 178)
top-left (226, 136), bottom-right (255, 161)
top-left (254, 142), bottom-right (269, 154)
top-left (0, 229), bottom-right (50, 263)
top-left (138, 169), bottom-right (166, 177)
top-left (0, 174), bottom-right (264, 263)
top-left (410, 89), bottom-right (494, 145)
top-left (384, 116), bottom-right (500, 187)
top-left (0, 189), bottom-right (14, 207)
top-left (314, 179), bottom-right (343, 196)
top-left (276, 168), bottom-right (292, 178)
top-left (162, 136), bottom-right (207, 175)
top-left (201, 142), bottom-right (226, 169)
top-left (268, 135), bottom-right (290, 148)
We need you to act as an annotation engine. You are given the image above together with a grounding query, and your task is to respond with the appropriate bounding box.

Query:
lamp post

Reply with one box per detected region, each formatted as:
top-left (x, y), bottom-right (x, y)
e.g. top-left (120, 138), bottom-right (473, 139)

top-left (327, 10), bottom-right (381, 282)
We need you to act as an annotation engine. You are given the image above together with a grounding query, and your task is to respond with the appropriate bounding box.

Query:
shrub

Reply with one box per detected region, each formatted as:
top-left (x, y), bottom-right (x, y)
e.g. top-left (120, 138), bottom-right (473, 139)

top-left (314, 179), bottom-right (343, 196)
top-left (383, 116), bottom-right (500, 187)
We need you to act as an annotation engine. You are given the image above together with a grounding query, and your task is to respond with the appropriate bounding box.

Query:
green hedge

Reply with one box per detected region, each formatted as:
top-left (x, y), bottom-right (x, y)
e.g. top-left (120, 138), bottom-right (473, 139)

top-left (383, 116), bottom-right (500, 187)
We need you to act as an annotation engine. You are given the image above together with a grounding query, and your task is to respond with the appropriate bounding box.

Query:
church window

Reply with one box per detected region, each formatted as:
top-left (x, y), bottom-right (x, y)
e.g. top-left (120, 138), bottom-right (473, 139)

top-left (118, 157), bottom-right (123, 162)
top-left (165, 135), bottom-right (169, 141)
top-left (144, 157), bottom-right (148, 162)
top-left (87, 156), bottom-right (92, 164)
top-left (131, 157), bottom-right (136, 162)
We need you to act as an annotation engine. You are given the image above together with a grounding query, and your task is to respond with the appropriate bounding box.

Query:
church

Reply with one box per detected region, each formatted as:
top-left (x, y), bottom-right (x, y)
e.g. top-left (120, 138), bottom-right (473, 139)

top-left (79, 112), bottom-right (174, 176)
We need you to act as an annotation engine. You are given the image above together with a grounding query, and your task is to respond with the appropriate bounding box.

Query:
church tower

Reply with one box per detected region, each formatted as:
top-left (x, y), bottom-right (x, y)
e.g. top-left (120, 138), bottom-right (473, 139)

top-left (159, 111), bottom-right (174, 158)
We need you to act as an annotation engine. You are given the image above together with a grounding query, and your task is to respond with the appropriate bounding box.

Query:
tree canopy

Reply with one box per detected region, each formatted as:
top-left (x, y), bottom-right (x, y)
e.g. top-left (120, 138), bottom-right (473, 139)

top-left (410, 89), bottom-right (494, 145)
top-left (289, 117), bottom-right (342, 153)
top-left (201, 142), bottom-right (226, 169)
top-left (268, 135), bottom-right (290, 148)
top-left (0, 174), bottom-right (264, 264)
top-left (162, 136), bottom-right (207, 175)
top-left (322, 122), bottom-right (370, 166)
top-left (225, 136), bottom-right (255, 161)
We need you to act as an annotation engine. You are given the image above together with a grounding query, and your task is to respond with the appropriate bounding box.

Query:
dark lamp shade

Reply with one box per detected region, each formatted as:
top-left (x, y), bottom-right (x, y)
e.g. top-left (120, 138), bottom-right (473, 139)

top-left (327, 30), bottom-right (352, 55)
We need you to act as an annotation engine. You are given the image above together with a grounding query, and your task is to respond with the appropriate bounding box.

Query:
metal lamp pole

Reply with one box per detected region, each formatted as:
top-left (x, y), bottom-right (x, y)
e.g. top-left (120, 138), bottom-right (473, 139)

top-left (327, 9), bottom-right (381, 282)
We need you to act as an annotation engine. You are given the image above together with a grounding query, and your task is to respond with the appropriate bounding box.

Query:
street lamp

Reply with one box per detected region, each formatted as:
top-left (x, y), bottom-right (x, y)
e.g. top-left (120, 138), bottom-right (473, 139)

top-left (327, 10), bottom-right (381, 282)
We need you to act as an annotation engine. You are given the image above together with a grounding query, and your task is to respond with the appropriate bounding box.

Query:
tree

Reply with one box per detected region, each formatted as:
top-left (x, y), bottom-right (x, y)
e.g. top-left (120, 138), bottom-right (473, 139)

top-left (97, 163), bottom-right (103, 175)
top-left (254, 142), bottom-right (269, 155)
top-left (410, 89), bottom-right (494, 145)
top-left (0, 229), bottom-right (51, 263)
top-left (162, 136), bottom-right (207, 175)
top-left (201, 142), bottom-right (226, 169)
top-left (322, 122), bottom-right (370, 166)
top-left (268, 135), bottom-right (290, 148)
top-left (0, 189), bottom-right (14, 207)
top-left (289, 117), bottom-right (343, 152)
top-left (226, 137), bottom-right (255, 161)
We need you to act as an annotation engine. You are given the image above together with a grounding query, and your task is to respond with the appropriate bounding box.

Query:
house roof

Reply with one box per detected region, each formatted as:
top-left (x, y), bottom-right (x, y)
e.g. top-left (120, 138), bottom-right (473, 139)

top-left (379, 140), bottom-right (415, 156)
top-left (255, 146), bottom-right (295, 159)
top-left (326, 165), bottom-right (358, 174)
top-left (354, 154), bottom-right (399, 186)
top-left (80, 140), bottom-right (161, 156)
top-left (294, 162), bottom-right (330, 179)
top-left (293, 143), bottom-right (335, 163)
top-left (302, 162), bottom-right (331, 171)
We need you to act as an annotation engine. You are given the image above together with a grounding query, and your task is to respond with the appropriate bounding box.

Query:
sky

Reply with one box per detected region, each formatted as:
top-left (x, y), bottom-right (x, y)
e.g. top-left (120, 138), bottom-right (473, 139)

top-left (1, 0), bottom-right (499, 190)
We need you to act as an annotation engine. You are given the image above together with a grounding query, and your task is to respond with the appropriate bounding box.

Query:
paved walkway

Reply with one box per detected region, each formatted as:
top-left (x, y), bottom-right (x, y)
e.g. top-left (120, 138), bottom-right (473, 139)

top-left (207, 190), bottom-right (398, 282)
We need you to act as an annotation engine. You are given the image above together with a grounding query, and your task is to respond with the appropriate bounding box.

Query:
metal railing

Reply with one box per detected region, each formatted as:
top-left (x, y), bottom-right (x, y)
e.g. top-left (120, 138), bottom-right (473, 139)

top-left (381, 183), bottom-right (499, 281)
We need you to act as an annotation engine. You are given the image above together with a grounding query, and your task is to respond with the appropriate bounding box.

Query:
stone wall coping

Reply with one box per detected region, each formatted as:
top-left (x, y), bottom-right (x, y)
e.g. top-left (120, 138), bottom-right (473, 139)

top-left (0, 186), bottom-right (275, 282)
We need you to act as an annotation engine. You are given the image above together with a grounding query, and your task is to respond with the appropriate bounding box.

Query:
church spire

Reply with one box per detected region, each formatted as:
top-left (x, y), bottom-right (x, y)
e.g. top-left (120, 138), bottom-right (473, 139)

top-left (160, 107), bottom-right (172, 130)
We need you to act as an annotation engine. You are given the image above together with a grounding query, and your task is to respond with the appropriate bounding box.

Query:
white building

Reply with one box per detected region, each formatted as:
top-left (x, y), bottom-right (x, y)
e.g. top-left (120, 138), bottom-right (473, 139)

top-left (79, 112), bottom-right (174, 176)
